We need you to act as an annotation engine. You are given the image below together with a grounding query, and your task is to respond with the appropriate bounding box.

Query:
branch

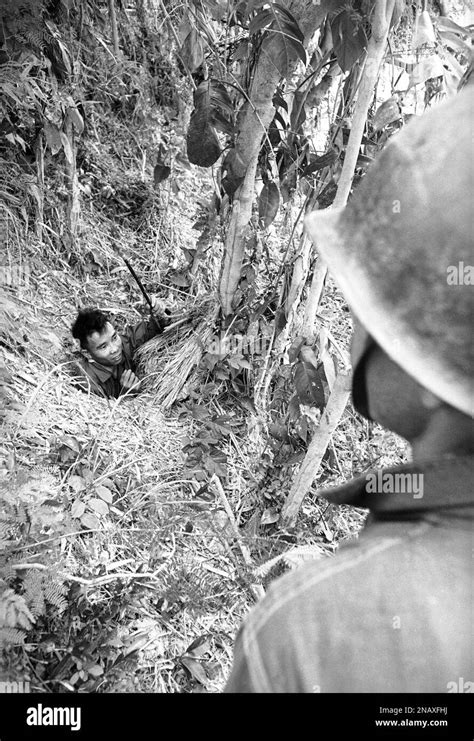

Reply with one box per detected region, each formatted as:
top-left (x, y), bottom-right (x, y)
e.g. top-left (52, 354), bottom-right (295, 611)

top-left (211, 475), bottom-right (265, 601)
top-left (281, 369), bottom-right (352, 528)
top-left (107, 0), bottom-right (120, 57)
top-left (283, 0), bottom-right (396, 527)
top-left (333, 0), bottom-right (396, 208)
top-left (10, 562), bottom-right (168, 587)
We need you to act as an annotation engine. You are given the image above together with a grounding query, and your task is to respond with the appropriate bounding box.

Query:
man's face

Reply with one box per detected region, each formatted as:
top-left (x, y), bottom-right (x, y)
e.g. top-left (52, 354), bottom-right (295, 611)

top-left (85, 322), bottom-right (123, 367)
top-left (351, 318), bottom-right (431, 442)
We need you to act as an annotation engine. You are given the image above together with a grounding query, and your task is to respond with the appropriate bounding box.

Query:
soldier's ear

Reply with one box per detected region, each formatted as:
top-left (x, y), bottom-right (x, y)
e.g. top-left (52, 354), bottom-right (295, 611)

top-left (79, 339), bottom-right (93, 359)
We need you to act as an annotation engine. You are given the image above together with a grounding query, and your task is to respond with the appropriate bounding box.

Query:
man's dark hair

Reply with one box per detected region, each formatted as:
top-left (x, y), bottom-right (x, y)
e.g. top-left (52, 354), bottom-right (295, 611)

top-left (72, 309), bottom-right (109, 349)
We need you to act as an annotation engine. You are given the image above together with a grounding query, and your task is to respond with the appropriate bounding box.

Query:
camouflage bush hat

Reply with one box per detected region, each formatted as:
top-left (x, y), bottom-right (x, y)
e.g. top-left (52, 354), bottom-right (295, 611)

top-left (305, 86), bottom-right (473, 417)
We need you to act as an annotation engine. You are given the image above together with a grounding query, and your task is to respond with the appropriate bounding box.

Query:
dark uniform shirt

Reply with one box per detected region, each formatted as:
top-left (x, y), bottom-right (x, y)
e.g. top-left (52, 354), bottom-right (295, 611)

top-left (67, 317), bottom-right (160, 398)
top-left (225, 455), bottom-right (473, 693)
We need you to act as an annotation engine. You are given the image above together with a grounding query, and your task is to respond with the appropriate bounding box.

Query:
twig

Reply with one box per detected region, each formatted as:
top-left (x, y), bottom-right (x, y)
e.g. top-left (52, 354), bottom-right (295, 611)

top-left (10, 562), bottom-right (168, 587)
top-left (281, 370), bottom-right (352, 528)
top-left (211, 474), bottom-right (265, 601)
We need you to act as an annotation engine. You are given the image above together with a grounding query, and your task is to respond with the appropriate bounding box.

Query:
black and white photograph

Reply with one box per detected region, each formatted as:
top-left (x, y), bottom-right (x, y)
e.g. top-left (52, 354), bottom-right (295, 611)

top-left (0, 0), bottom-right (472, 735)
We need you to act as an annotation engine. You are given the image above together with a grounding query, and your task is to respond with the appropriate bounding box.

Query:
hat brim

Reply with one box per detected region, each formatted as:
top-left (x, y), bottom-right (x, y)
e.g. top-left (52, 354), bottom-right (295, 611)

top-left (305, 208), bottom-right (473, 417)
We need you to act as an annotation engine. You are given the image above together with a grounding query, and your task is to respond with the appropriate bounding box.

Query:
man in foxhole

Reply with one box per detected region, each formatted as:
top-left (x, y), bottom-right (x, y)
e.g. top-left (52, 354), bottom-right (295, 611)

top-left (225, 87), bottom-right (473, 692)
top-left (68, 299), bottom-right (169, 398)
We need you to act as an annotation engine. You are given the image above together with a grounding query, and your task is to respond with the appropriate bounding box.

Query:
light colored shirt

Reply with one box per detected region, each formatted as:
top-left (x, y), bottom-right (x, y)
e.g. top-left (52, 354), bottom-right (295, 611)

top-left (225, 455), bottom-right (473, 693)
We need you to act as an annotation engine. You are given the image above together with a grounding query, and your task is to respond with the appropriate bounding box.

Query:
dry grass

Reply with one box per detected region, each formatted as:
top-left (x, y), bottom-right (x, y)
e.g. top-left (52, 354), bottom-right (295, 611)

top-left (1, 281), bottom-right (254, 692)
top-left (0, 37), bottom-right (411, 691)
top-left (136, 297), bottom-right (220, 408)
top-left (1, 219), bottom-right (410, 693)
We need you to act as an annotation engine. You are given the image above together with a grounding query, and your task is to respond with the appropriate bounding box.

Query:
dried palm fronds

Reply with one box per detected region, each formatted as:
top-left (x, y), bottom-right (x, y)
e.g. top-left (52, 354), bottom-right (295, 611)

top-left (136, 296), bottom-right (220, 408)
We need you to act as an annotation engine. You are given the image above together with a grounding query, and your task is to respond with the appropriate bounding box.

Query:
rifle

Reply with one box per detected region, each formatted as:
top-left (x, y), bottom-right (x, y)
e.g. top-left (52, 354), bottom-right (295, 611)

top-left (114, 243), bottom-right (164, 332)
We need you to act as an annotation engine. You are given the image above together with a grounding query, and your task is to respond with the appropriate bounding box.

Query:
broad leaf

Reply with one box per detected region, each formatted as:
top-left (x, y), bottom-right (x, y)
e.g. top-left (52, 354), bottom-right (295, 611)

top-left (331, 11), bottom-right (367, 72)
top-left (180, 27), bottom-right (205, 72)
top-left (261, 508), bottom-right (280, 525)
top-left (253, 4), bottom-right (306, 77)
top-left (95, 485), bottom-right (113, 503)
top-left (222, 148), bottom-right (246, 197)
top-left (413, 10), bottom-right (436, 48)
top-left (180, 656), bottom-right (208, 685)
top-left (409, 55), bottom-right (445, 87)
top-left (209, 81), bottom-right (235, 117)
top-left (59, 131), bottom-right (73, 164)
top-left (71, 500), bottom-right (86, 519)
top-left (302, 149), bottom-right (338, 177)
top-left (211, 109), bottom-right (234, 136)
top-left (67, 475), bottom-right (85, 493)
top-left (187, 108), bottom-right (221, 166)
top-left (187, 83), bottom-right (222, 167)
top-left (294, 358), bottom-right (325, 409)
top-left (290, 90), bottom-right (307, 135)
top-left (67, 105), bottom-right (84, 135)
top-left (89, 498), bottom-right (109, 516)
top-left (80, 512), bottom-right (100, 530)
top-left (373, 97), bottom-right (401, 132)
top-left (249, 8), bottom-right (273, 36)
top-left (154, 162), bottom-right (171, 187)
top-left (258, 181), bottom-right (280, 228)
top-left (43, 120), bottom-right (62, 155)
top-left (436, 16), bottom-right (474, 38)
top-left (186, 635), bottom-right (211, 657)
top-left (318, 329), bottom-right (336, 393)
top-left (439, 30), bottom-right (473, 55)
top-left (261, 33), bottom-right (305, 78)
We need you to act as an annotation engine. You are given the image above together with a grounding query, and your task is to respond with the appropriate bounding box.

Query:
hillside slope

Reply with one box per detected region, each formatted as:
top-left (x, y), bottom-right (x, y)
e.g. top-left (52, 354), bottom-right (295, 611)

top-left (1, 0), bottom-right (410, 693)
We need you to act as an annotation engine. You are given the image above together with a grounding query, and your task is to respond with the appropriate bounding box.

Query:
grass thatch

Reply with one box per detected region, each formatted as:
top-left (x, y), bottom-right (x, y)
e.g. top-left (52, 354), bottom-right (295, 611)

top-left (136, 297), bottom-right (220, 408)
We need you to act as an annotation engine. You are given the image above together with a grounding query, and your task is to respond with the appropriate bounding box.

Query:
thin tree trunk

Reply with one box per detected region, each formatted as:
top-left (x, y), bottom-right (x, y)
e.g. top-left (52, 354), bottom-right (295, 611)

top-left (108, 0), bottom-right (119, 57)
top-left (219, 155), bottom-right (259, 313)
top-left (35, 131), bottom-right (44, 243)
top-left (218, 0), bottom-right (329, 315)
top-left (64, 117), bottom-right (80, 250)
top-left (333, 0), bottom-right (396, 207)
top-left (281, 370), bottom-right (352, 527)
top-left (281, 0), bottom-right (396, 528)
top-left (301, 255), bottom-right (326, 341)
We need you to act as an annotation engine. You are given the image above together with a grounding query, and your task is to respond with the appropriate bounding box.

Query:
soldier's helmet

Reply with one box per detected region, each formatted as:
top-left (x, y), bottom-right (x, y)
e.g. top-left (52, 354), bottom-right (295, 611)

top-left (306, 86), bottom-right (473, 417)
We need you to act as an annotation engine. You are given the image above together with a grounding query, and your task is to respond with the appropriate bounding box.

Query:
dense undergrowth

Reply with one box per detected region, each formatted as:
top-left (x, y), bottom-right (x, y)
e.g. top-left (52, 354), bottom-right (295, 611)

top-left (0, 0), bottom-right (411, 693)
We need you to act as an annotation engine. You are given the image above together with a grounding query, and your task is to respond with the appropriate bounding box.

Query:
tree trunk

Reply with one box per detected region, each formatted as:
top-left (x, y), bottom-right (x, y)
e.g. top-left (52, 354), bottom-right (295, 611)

top-left (281, 0), bottom-right (396, 528)
top-left (281, 369), bottom-right (352, 527)
top-left (108, 0), bottom-right (119, 57)
top-left (64, 117), bottom-right (80, 250)
top-left (34, 131), bottom-right (44, 243)
top-left (333, 0), bottom-right (396, 208)
top-left (218, 0), bottom-right (330, 315)
top-left (219, 155), bottom-right (259, 313)
top-left (301, 255), bottom-right (326, 341)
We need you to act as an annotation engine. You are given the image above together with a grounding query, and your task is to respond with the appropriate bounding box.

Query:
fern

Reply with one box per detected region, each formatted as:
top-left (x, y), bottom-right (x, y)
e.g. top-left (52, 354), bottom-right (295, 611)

top-left (0, 565), bottom-right (16, 584)
top-left (43, 576), bottom-right (67, 613)
top-left (22, 570), bottom-right (45, 618)
top-left (20, 570), bottom-right (67, 616)
top-left (0, 627), bottom-right (26, 646)
top-left (0, 587), bottom-right (35, 630)
top-left (1, 468), bottom-right (64, 540)
top-left (22, 28), bottom-right (48, 51)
